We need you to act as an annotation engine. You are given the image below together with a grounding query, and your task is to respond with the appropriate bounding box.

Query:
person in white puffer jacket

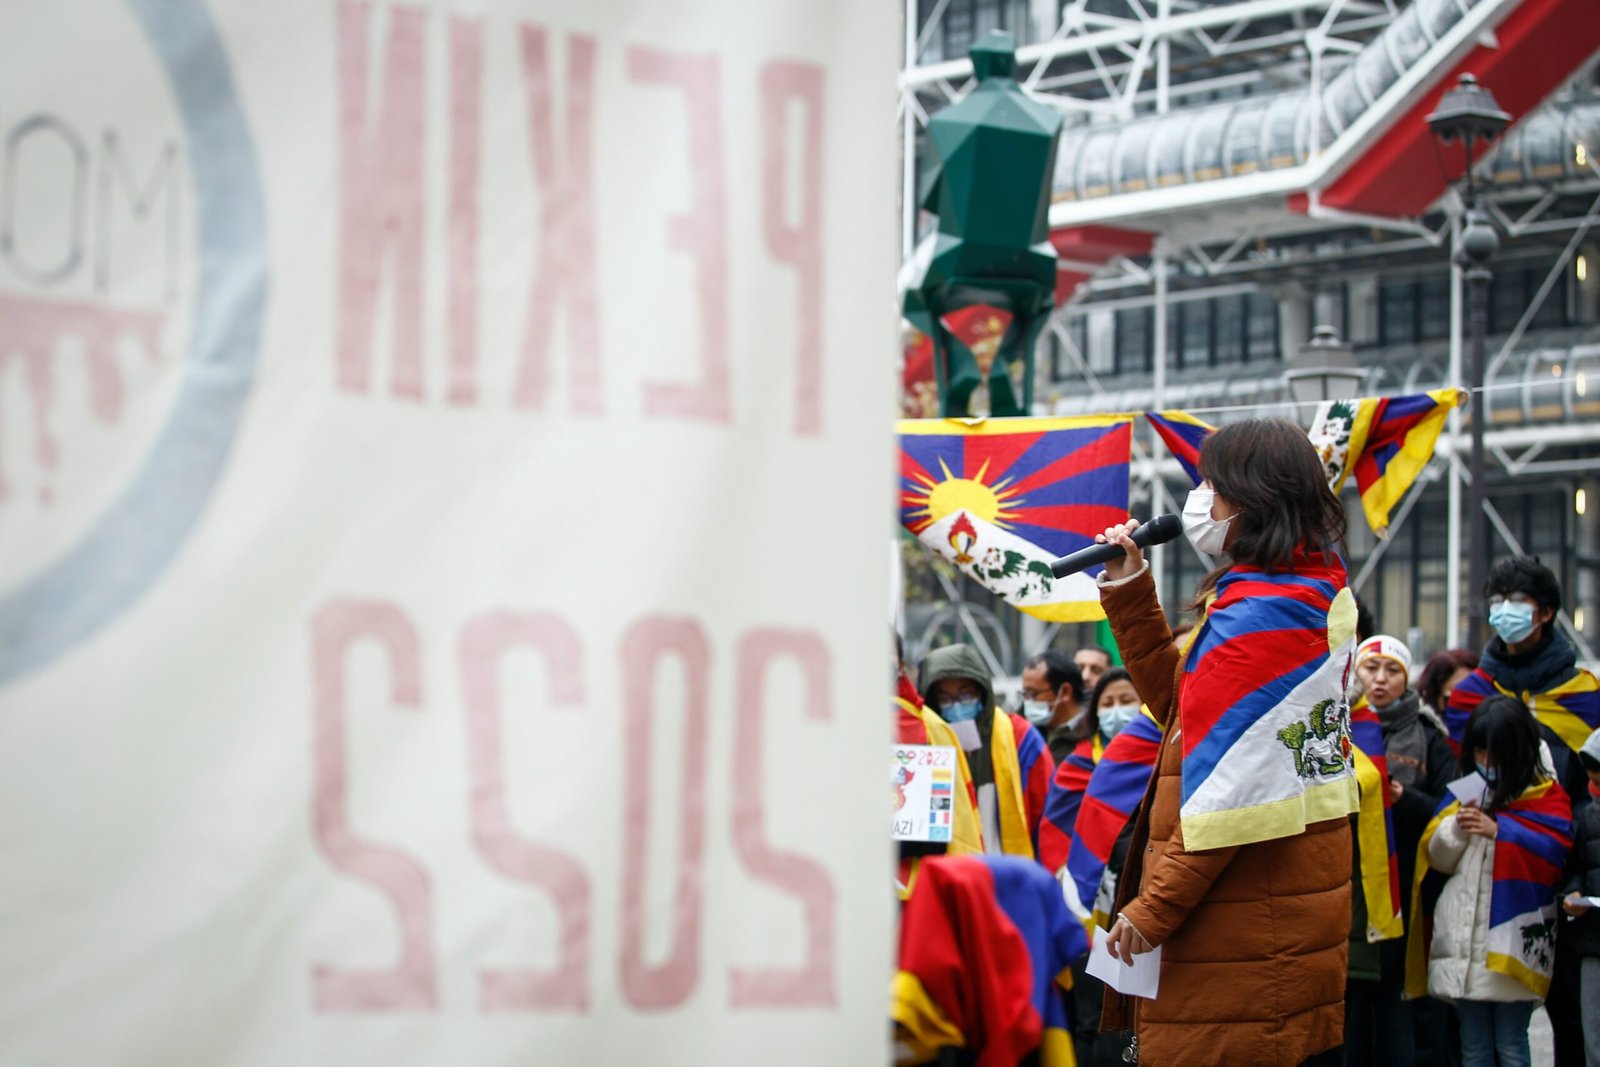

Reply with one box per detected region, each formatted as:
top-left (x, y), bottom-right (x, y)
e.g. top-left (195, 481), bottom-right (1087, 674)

top-left (1426, 804), bottom-right (1546, 1005)
top-left (1420, 694), bottom-right (1575, 1067)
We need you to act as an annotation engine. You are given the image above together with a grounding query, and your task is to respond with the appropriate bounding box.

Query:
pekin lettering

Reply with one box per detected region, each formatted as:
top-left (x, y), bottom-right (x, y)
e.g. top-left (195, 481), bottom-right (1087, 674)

top-left (514, 25), bottom-right (604, 417)
top-left (331, 2), bottom-right (826, 429)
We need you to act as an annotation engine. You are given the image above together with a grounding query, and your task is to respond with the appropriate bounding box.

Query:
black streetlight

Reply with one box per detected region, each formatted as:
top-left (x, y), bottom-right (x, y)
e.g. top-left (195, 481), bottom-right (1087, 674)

top-left (1428, 73), bottom-right (1509, 649)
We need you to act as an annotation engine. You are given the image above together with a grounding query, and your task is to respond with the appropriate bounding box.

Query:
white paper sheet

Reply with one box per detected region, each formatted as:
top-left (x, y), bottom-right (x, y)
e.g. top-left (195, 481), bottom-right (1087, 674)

top-left (1446, 771), bottom-right (1489, 807)
top-left (1085, 924), bottom-right (1162, 999)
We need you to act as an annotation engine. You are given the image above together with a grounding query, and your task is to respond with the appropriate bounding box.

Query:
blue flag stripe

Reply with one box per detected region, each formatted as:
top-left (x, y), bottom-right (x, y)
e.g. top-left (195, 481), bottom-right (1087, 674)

top-left (1182, 655), bottom-right (1325, 802)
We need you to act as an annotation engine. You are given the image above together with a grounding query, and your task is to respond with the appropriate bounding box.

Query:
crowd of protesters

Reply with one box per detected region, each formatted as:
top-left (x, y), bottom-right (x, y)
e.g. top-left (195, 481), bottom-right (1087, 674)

top-left (890, 418), bottom-right (1600, 1067)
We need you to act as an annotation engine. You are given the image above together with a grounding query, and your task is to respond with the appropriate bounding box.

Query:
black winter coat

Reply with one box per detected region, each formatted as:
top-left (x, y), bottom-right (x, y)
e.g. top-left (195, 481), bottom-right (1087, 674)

top-left (1564, 795), bottom-right (1600, 958)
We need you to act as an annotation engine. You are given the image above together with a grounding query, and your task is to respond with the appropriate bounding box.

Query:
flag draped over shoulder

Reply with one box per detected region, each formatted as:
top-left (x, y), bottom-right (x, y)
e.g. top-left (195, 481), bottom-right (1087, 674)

top-left (1177, 553), bottom-right (1362, 851)
top-left (899, 416), bottom-right (1134, 622)
top-left (1446, 666), bottom-right (1600, 754)
top-left (1404, 780), bottom-right (1573, 998)
top-left (1349, 700), bottom-right (1403, 941)
top-left (1036, 733), bottom-right (1103, 875)
top-left (892, 856), bottom-right (1087, 1067)
top-left (1146, 410), bottom-right (1214, 484)
top-left (1062, 710), bottom-right (1163, 926)
top-left (998, 711), bottom-right (1056, 859)
top-left (1308, 388), bottom-right (1461, 536)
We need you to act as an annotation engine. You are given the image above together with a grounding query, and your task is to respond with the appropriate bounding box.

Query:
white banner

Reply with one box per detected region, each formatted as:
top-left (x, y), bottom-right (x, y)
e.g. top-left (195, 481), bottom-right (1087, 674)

top-left (0, 2), bottom-right (896, 1063)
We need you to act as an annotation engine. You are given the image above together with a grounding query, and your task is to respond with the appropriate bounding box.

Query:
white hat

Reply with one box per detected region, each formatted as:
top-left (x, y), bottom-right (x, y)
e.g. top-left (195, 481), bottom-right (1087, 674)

top-left (1356, 634), bottom-right (1412, 683)
top-left (1580, 726), bottom-right (1600, 770)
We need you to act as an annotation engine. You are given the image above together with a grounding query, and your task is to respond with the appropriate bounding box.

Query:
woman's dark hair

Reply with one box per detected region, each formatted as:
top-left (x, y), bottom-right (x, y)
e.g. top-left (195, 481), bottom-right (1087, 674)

top-left (1189, 418), bottom-right (1347, 608)
top-left (1459, 694), bottom-right (1545, 812)
top-left (1415, 648), bottom-right (1480, 713)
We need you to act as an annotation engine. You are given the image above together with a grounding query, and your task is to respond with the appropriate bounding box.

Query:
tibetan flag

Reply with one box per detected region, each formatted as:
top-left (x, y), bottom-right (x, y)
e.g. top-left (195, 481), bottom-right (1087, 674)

top-left (1444, 665), bottom-right (1600, 754)
top-left (899, 415), bottom-right (1134, 622)
top-left (1177, 552), bottom-right (1362, 851)
top-left (1405, 779), bottom-right (1572, 998)
top-left (1062, 710), bottom-right (1163, 927)
top-left (1351, 389), bottom-right (1461, 536)
top-left (1037, 733), bottom-right (1104, 875)
top-left (1308, 389), bottom-right (1462, 536)
top-left (1145, 409), bottom-right (1214, 484)
top-left (1348, 699), bottom-right (1403, 941)
top-left (892, 855), bottom-right (1086, 1067)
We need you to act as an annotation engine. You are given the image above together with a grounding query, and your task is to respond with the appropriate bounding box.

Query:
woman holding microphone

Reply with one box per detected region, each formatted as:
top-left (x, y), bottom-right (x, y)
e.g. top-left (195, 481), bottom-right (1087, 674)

top-left (1097, 418), bottom-right (1360, 1067)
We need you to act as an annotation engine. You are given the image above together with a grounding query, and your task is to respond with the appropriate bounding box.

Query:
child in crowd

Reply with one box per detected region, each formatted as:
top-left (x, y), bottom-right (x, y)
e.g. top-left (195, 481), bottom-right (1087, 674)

top-left (1409, 695), bottom-right (1574, 1067)
top-left (1560, 727), bottom-right (1600, 1067)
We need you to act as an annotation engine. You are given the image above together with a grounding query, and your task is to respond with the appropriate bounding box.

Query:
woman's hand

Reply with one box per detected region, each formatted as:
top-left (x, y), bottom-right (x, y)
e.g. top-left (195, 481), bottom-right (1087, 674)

top-left (1563, 891), bottom-right (1591, 917)
top-left (1457, 804), bottom-right (1498, 839)
top-left (1097, 519), bottom-right (1145, 582)
top-left (1106, 914), bottom-right (1152, 963)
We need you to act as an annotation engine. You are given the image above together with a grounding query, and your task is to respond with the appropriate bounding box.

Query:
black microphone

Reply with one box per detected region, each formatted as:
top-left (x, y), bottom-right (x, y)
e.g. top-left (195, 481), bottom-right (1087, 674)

top-left (1048, 513), bottom-right (1183, 578)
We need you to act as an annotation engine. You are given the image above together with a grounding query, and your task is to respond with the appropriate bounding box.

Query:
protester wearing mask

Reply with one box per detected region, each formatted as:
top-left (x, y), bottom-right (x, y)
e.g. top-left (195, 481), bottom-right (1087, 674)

top-left (1096, 419), bottom-right (1357, 1067)
top-left (1446, 557), bottom-right (1598, 1067)
top-left (1346, 635), bottom-right (1459, 1066)
top-left (1446, 557), bottom-right (1598, 806)
top-left (1020, 650), bottom-right (1088, 765)
top-left (1407, 696), bottom-right (1574, 1067)
top-left (919, 644), bottom-right (1055, 859)
top-left (1038, 667), bottom-right (1143, 874)
top-left (1090, 670), bottom-right (1142, 744)
top-left (893, 633), bottom-right (984, 896)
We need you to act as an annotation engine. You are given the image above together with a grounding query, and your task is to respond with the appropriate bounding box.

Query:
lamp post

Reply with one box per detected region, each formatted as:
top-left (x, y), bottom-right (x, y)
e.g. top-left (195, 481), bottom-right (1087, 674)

top-left (1428, 73), bottom-right (1509, 649)
top-left (1285, 324), bottom-right (1365, 405)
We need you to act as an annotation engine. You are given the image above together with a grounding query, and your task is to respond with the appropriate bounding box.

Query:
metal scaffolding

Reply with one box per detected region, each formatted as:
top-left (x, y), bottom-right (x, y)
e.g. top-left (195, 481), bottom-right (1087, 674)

top-left (898, 0), bottom-right (1600, 667)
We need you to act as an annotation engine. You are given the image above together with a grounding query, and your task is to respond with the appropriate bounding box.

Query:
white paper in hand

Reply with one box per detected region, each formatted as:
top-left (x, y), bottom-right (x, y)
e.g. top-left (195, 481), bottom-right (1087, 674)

top-left (949, 718), bottom-right (983, 751)
top-left (1085, 924), bottom-right (1161, 999)
top-left (1445, 771), bottom-right (1489, 807)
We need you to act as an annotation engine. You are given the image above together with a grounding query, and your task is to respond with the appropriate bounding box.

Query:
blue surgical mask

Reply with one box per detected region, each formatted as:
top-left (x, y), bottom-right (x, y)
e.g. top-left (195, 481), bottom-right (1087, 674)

top-left (1021, 700), bottom-right (1053, 725)
top-left (1098, 701), bottom-right (1141, 740)
top-left (1474, 760), bottom-right (1499, 786)
top-left (941, 697), bottom-right (984, 723)
top-left (1488, 601), bottom-right (1536, 644)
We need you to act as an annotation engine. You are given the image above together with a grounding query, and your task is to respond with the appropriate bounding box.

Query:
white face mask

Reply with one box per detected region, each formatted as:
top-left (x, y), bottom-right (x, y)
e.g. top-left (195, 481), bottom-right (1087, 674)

top-left (1021, 699), bottom-right (1053, 725)
top-left (1182, 486), bottom-right (1232, 557)
top-left (1097, 701), bottom-right (1141, 739)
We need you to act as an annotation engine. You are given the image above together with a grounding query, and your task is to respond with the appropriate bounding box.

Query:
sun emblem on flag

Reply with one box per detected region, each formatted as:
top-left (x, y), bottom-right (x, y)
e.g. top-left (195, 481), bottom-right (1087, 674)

top-left (903, 458), bottom-right (1024, 540)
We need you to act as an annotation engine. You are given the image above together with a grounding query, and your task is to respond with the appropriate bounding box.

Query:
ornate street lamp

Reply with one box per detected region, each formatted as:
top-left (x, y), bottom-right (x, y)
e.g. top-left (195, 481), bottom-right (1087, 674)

top-left (1285, 324), bottom-right (1365, 405)
top-left (1428, 73), bottom-right (1509, 648)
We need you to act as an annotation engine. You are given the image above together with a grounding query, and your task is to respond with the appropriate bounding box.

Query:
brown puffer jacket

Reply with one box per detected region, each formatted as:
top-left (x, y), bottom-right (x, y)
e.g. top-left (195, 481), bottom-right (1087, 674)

top-left (1099, 567), bottom-right (1351, 1067)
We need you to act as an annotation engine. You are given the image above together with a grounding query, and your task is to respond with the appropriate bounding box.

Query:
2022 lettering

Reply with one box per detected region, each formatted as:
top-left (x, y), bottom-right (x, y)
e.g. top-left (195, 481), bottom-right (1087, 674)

top-left (309, 599), bottom-right (836, 1013)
